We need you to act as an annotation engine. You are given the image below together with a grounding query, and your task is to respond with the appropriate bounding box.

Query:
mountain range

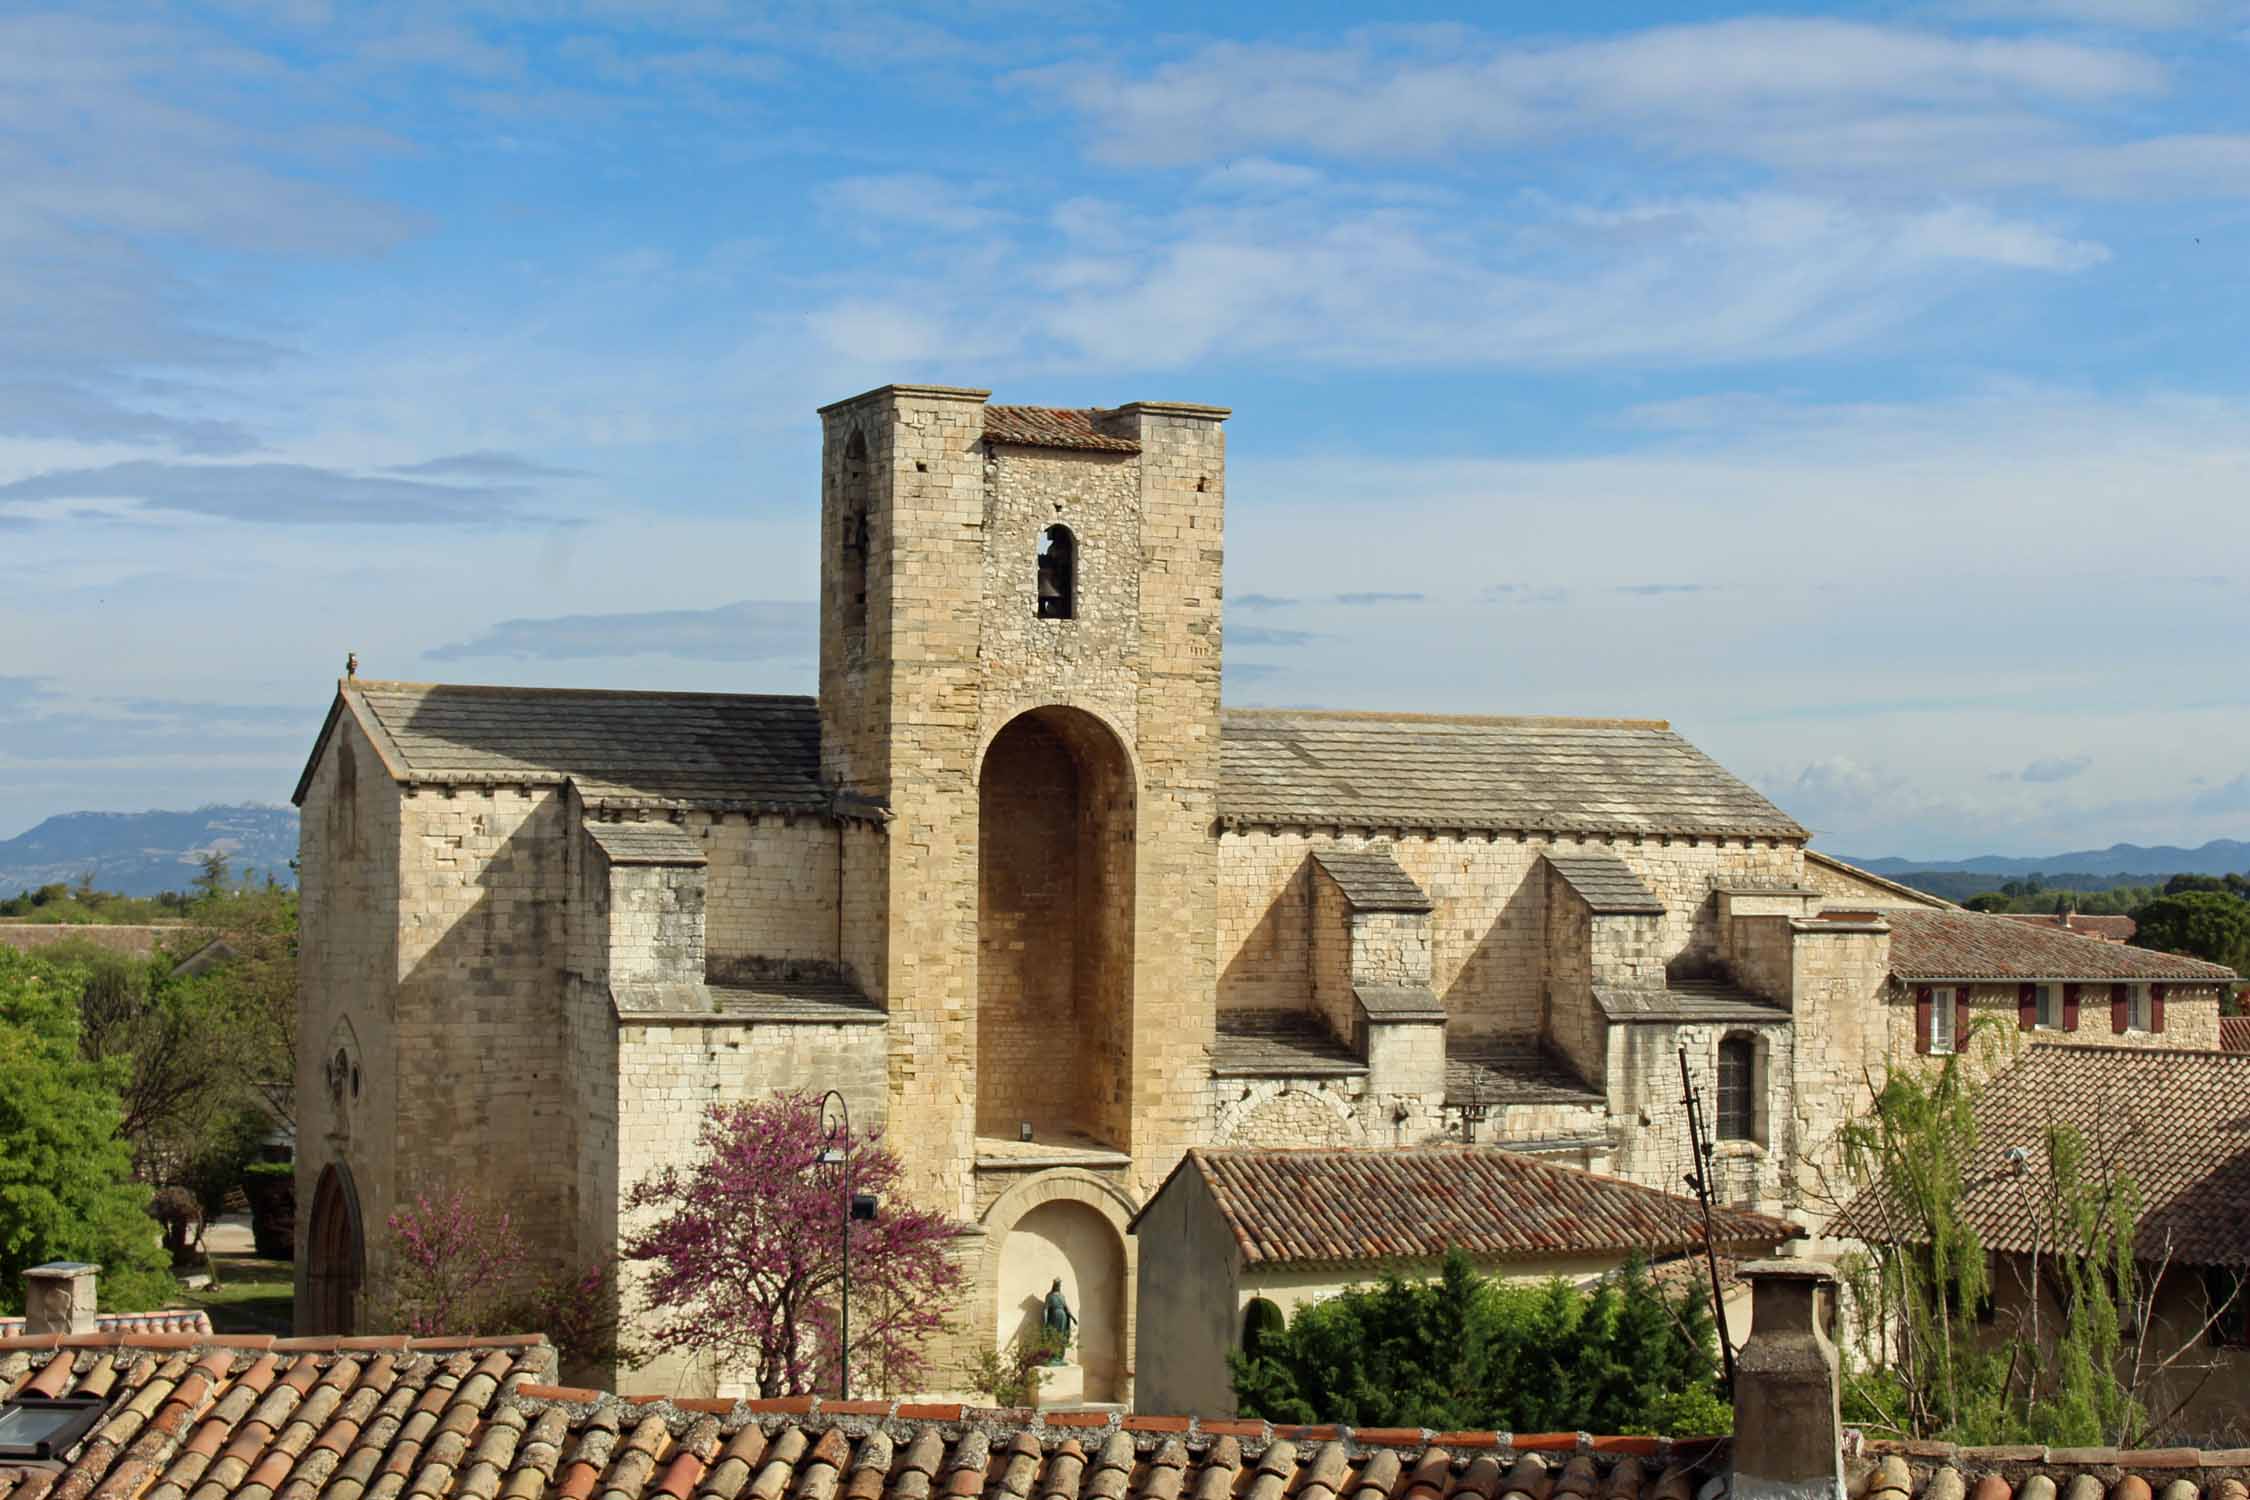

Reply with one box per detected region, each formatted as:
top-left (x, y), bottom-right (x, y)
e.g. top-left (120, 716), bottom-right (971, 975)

top-left (1838, 839), bottom-right (2250, 880)
top-left (0, 804), bottom-right (300, 898)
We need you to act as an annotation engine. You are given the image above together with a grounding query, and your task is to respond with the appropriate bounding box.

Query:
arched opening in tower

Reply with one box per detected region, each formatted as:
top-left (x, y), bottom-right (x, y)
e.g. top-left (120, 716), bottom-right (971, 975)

top-left (977, 706), bottom-right (1137, 1151)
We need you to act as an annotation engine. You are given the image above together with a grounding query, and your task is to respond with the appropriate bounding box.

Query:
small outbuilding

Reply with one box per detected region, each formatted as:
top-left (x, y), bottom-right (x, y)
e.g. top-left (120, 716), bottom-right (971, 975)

top-left (1129, 1144), bottom-right (1801, 1415)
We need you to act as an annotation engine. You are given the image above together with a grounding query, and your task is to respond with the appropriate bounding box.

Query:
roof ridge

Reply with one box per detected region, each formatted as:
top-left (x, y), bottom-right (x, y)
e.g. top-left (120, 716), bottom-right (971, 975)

top-left (0, 1331), bottom-right (551, 1353)
top-left (345, 678), bottom-right (817, 705)
top-left (2026, 1040), bottom-right (2250, 1060)
top-left (1221, 707), bottom-right (1673, 731)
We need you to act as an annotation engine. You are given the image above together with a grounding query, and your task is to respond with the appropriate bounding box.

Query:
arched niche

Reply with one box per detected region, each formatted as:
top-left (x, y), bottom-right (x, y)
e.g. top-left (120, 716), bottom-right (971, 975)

top-left (976, 705), bottom-right (1137, 1151)
top-left (978, 1170), bottom-right (1137, 1405)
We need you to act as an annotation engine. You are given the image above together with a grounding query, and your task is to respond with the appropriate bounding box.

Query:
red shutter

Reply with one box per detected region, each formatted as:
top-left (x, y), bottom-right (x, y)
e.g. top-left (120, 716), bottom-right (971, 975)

top-left (1956, 989), bottom-right (1973, 1053)
top-left (2019, 982), bottom-right (2038, 1030)
top-left (2152, 984), bottom-right (2166, 1033)
top-left (2112, 983), bottom-right (2129, 1034)
top-left (1915, 985), bottom-right (1933, 1054)
top-left (2064, 983), bottom-right (2081, 1031)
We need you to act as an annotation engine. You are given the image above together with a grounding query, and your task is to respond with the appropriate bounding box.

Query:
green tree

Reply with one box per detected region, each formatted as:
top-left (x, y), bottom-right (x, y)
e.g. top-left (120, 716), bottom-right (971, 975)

top-left (1964, 893), bottom-right (2011, 912)
top-left (2128, 891), bottom-right (2250, 973)
top-left (191, 850), bottom-right (231, 901)
top-left (1229, 1250), bottom-right (1725, 1435)
top-left (0, 947), bottom-right (174, 1314)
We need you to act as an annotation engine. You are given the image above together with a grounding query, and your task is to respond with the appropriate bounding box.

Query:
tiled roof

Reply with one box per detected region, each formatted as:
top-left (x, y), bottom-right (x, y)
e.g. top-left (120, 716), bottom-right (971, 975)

top-left (1159, 1146), bottom-right (1800, 1268)
top-left (295, 683), bottom-right (829, 813)
top-left (2221, 1016), bottom-right (2250, 1051)
top-left (1996, 912), bottom-right (2138, 943)
top-left (1544, 855), bottom-right (1664, 915)
top-left (0, 1309), bottom-right (210, 1339)
top-left (1444, 1040), bottom-right (1603, 1107)
top-left (1846, 1044), bottom-right (2250, 1269)
top-left (10, 1333), bottom-right (2249, 1500)
top-left (707, 976), bottom-right (886, 1023)
top-left (1217, 711), bottom-right (1806, 839)
top-left (1593, 981), bottom-right (1787, 1025)
top-left (1886, 909), bottom-right (2236, 982)
top-left (984, 406), bottom-right (1141, 453)
top-left (1310, 847), bottom-right (1432, 912)
top-left (585, 821), bottom-right (707, 865)
top-left (1212, 1012), bottom-right (1364, 1077)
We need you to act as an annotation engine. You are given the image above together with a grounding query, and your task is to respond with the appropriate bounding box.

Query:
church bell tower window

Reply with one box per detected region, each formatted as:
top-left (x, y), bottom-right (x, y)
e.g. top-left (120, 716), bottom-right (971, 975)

top-left (840, 429), bottom-right (870, 638)
top-left (1037, 525), bottom-right (1076, 619)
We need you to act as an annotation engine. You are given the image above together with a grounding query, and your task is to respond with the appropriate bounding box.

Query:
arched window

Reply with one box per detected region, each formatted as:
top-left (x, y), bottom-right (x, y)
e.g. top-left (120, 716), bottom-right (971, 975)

top-left (1715, 1034), bottom-right (1756, 1141)
top-left (840, 429), bottom-right (870, 636)
top-left (1037, 525), bottom-right (1075, 619)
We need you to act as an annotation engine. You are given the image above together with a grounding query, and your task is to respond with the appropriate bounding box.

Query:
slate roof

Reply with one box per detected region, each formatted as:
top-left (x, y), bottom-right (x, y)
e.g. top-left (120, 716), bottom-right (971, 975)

top-left (1845, 1044), bottom-right (2250, 1270)
top-left (1211, 1012), bottom-right (1365, 1077)
top-left (1885, 909), bottom-right (2236, 983)
top-left (984, 407), bottom-right (1141, 453)
top-left (1996, 912), bottom-right (2138, 943)
top-left (1310, 847), bottom-right (1432, 912)
top-left (295, 682), bottom-right (829, 814)
top-left (2222, 1016), bottom-right (2250, 1052)
top-left (1155, 1146), bottom-right (1800, 1268)
top-left (299, 686), bottom-right (1802, 842)
top-left (584, 821), bottom-right (707, 866)
top-left (8, 1334), bottom-right (2250, 1500)
top-left (1593, 982), bottom-right (1788, 1025)
top-left (1544, 855), bottom-right (1664, 915)
top-left (1217, 711), bottom-right (1805, 839)
top-left (707, 976), bottom-right (886, 1024)
top-left (1444, 1040), bottom-right (1604, 1108)
top-left (1355, 985), bottom-right (1446, 1021)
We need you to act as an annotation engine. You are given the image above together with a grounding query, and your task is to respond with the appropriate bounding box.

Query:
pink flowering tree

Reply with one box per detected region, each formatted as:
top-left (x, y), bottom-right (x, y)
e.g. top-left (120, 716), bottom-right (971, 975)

top-left (381, 1188), bottom-right (529, 1337)
top-left (623, 1092), bottom-right (963, 1396)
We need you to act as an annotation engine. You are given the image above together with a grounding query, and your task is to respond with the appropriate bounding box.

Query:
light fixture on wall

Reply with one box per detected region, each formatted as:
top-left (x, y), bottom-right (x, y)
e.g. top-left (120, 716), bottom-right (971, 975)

top-left (1018, 1120), bottom-right (1034, 1143)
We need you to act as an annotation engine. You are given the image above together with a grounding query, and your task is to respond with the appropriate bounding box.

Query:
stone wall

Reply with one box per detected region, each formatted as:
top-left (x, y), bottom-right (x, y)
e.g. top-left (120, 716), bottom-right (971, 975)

top-left (293, 708), bottom-right (403, 1324)
top-left (1308, 865), bottom-right (1353, 1043)
top-left (1608, 1018), bottom-right (1797, 1213)
top-left (702, 815), bottom-right (839, 966)
top-left (977, 716), bottom-right (1087, 1139)
top-left (1803, 854), bottom-right (1948, 910)
top-left (1219, 831), bottom-right (1806, 1037)
top-left (392, 784), bottom-right (576, 1256)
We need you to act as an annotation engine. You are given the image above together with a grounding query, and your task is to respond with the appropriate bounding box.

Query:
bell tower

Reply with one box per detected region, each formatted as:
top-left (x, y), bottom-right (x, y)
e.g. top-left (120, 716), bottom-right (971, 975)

top-left (813, 384), bottom-right (1230, 1228)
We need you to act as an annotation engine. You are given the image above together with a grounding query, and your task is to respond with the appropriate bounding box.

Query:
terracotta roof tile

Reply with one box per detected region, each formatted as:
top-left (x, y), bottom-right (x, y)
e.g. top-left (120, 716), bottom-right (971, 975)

top-left (1146, 1146), bottom-right (1799, 1267)
top-left (1886, 909), bottom-right (2234, 983)
top-left (1996, 913), bottom-right (2137, 944)
top-left (984, 407), bottom-right (1141, 453)
top-left (2219, 1016), bottom-right (2250, 1051)
top-left (1843, 1043), bottom-right (2250, 1268)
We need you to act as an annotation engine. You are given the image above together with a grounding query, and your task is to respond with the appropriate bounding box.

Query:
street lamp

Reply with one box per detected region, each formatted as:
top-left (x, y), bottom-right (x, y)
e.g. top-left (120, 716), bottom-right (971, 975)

top-left (817, 1090), bottom-right (879, 1399)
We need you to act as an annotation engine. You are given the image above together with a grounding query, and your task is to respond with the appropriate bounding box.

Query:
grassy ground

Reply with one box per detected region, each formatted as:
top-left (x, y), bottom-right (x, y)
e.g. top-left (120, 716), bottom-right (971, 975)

top-left (180, 1251), bottom-right (294, 1336)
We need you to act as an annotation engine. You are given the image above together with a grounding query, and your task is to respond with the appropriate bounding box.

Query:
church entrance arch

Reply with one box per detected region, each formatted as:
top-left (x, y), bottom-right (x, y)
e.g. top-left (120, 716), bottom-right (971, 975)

top-left (981, 1172), bottom-right (1134, 1404)
top-left (976, 706), bottom-right (1137, 1151)
top-left (305, 1162), bottom-right (364, 1335)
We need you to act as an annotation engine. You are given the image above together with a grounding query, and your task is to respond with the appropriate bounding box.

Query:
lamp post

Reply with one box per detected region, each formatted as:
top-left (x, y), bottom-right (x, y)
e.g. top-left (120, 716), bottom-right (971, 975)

top-left (816, 1090), bottom-right (850, 1399)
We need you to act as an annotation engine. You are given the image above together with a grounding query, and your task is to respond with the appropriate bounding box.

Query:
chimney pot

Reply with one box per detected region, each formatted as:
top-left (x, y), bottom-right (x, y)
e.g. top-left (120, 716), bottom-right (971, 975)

top-left (24, 1261), bottom-right (100, 1337)
top-left (1732, 1259), bottom-right (1844, 1500)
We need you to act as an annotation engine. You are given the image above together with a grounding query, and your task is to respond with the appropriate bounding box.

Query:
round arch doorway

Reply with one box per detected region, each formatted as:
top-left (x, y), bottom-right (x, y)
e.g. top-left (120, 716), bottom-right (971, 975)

top-left (305, 1162), bottom-right (365, 1335)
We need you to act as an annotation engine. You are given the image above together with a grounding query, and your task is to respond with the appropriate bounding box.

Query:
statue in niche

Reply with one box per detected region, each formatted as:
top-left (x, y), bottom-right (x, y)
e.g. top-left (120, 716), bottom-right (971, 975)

top-left (1041, 1278), bottom-right (1076, 1363)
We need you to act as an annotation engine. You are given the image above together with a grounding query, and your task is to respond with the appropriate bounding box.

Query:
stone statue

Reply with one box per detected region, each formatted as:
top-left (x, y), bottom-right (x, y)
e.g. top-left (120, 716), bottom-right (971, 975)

top-left (1041, 1278), bottom-right (1076, 1363)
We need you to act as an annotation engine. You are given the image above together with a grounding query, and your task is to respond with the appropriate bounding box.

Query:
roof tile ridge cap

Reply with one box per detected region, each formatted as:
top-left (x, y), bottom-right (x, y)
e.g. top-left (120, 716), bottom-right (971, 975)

top-left (1219, 707), bottom-right (1673, 731)
top-left (353, 677), bottom-right (817, 705)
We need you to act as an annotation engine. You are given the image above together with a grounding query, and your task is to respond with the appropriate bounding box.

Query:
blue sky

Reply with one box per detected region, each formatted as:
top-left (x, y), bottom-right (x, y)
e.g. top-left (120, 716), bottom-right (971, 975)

top-left (3, 0), bottom-right (2249, 859)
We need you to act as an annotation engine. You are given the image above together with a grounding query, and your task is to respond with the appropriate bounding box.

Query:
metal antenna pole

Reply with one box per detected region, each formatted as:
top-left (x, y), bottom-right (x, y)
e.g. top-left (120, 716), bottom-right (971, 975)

top-left (1678, 1044), bottom-right (1737, 1391)
top-left (819, 1090), bottom-right (851, 1400)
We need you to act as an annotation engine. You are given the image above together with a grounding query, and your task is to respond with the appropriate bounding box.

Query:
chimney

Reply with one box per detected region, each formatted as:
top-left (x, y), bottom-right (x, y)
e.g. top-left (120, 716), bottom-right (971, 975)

top-left (23, 1261), bottom-right (100, 1336)
top-left (1732, 1260), bottom-right (1845, 1500)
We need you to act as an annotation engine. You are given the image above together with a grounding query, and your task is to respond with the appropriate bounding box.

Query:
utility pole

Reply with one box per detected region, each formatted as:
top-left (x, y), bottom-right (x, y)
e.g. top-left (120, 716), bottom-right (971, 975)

top-left (1677, 1043), bottom-right (1737, 1392)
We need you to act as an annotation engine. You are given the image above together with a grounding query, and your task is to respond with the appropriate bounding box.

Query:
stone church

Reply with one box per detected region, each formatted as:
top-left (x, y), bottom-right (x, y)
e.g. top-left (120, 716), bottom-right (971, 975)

top-left (290, 383), bottom-right (2235, 1398)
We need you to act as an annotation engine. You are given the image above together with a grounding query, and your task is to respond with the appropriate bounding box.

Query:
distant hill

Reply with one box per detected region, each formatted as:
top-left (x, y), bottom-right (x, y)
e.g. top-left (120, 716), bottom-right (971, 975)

top-left (0, 805), bottom-right (299, 897)
top-left (1841, 839), bottom-right (2250, 882)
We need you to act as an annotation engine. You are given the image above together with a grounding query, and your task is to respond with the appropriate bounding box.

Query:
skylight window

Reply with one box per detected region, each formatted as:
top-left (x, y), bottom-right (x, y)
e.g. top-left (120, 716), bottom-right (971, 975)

top-left (0, 1395), bottom-right (105, 1461)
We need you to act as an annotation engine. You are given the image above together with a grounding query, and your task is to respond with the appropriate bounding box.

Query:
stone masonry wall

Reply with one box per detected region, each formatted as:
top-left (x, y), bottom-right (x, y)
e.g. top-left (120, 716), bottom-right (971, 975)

top-left (607, 860), bottom-right (705, 985)
top-left (394, 784), bottom-right (576, 1264)
top-left (1353, 911), bottom-right (1432, 987)
top-left (1543, 872), bottom-right (1602, 1086)
top-left (1610, 1018), bottom-right (1797, 1214)
top-left (1308, 866), bottom-right (1353, 1044)
top-left (977, 716), bottom-right (1084, 1139)
top-left (293, 709), bottom-right (403, 1325)
top-left (701, 815), bottom-right (838, 966)
top-left (1219, 831), bottom-right (1806, 1038)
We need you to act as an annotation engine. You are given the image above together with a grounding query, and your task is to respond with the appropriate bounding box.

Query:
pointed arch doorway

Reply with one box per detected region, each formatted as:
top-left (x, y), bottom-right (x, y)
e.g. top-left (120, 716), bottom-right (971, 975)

top-left (305, 1162), bottom-right (365, 1335)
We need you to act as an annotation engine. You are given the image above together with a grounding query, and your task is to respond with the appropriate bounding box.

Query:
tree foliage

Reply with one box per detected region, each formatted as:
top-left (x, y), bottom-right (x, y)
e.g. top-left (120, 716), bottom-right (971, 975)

top-left (1229, 1251), bottom-right (1726, 1435)
top-left (1832, 1053), bottom-right (2234, 1447)
top-left (2127, 891), bottom-right (2250, 974)
top-left (0, 947), bottom-right (173, 1313)
top-left (624, 1092), bottom-right (964, 1396)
